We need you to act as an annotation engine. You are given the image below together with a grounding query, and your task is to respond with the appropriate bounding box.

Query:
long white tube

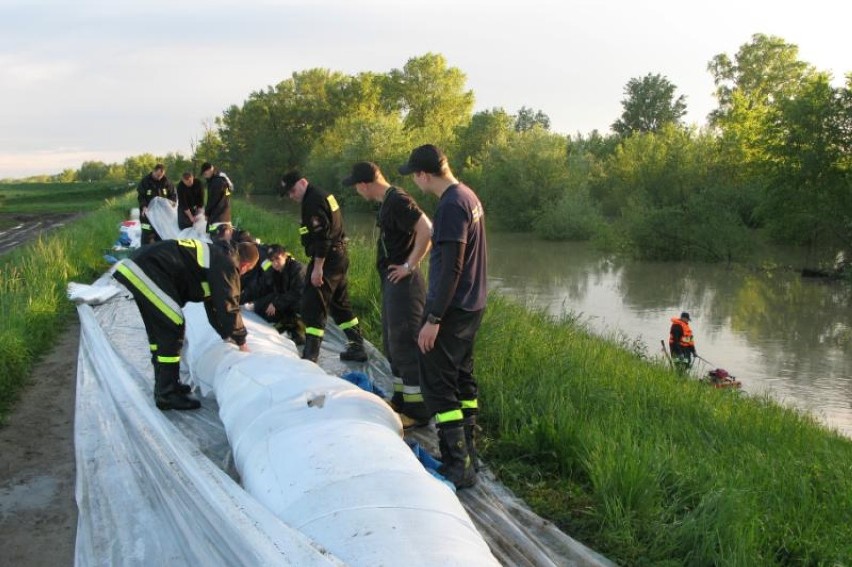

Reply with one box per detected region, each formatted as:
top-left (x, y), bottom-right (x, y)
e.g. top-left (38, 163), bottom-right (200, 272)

top-left (182, 303), bottom-right (499, 566)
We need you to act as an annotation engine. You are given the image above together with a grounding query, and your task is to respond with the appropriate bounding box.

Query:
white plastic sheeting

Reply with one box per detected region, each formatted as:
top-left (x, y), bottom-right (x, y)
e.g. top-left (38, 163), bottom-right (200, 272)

top-left (73, 298), bottom-right (345, 566)
top-left (70, 275), bottom-right (498, 566)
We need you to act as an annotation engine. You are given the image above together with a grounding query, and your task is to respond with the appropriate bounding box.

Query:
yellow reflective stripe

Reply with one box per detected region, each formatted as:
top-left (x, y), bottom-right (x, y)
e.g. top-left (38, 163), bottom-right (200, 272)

top-left (435, 409), bottom-right (464, 424)
top-left (201, 282), bottom-right (211, 297)
top-left (338, 318), bottom-right (359, 331)
top-left (141, 223), bottom-right (151, 230)
top-left (116, 261), bottom-right (184, 325)
top-left (393, 382), bottom-right (404, 393)
top-left (177, 239), bottom-right (211, 268)
top-left (403, 392), bottom-right (424, 403)
top-left (262, 259), bottom-right (272, 271)
top-left (157, 355), bottom-right (181, 364)
top-left (306, 326), bottom-right (325, 337)
top-left (460, 399), bottom-right (478, 410)
top-left (327, 195), bottom-right (339, 212)
top-left (149, 344), bottom-right (157, 352)
top-left (299, 226), bottom-right (308, 235)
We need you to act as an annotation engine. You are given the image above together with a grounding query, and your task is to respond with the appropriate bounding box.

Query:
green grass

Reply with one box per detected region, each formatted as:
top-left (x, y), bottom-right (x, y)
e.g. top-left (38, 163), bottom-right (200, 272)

top-left (476, 296), bottom-right (852, 565)
top-left (0, 181), bottom-right (131, 213)
top-left (0, 196), bottom-right (130, 421)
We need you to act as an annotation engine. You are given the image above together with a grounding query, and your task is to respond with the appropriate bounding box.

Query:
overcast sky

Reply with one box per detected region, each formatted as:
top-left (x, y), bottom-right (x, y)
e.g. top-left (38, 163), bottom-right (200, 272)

top-left (1, 0), bottom-right (848, 179)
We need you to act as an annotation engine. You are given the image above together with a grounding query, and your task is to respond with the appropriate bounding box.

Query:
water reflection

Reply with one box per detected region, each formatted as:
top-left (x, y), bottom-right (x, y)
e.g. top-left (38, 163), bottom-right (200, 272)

top-left (250, 199), bottom-right (852, 437)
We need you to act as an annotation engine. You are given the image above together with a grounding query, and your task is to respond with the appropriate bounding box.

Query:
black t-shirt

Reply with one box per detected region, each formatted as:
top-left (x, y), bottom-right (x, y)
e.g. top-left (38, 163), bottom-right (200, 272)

top-left (427, 183), bottom-right (487, 311)
top-left (376, 187), bottom-right (423, 271)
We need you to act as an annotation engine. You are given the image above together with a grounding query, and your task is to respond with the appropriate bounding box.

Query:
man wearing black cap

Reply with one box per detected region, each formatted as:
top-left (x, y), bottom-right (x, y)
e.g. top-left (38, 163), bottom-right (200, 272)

top-left (280, 170), bottom-right (367, 363)
top-left (344, 161), bottom-right (433, 428)
top-left (398, 144), bottom-right (487, 489)
top-left (669, 311), bottom-right (697, 372)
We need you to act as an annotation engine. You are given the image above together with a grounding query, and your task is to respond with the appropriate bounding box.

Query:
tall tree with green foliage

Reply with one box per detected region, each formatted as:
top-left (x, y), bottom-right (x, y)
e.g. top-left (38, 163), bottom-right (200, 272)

top-left (384, 53), bottom-right (474, 145)
top-left (611, 73), bottom-right (687, 136)
top-left (514, 106), bottom-right (551, 132)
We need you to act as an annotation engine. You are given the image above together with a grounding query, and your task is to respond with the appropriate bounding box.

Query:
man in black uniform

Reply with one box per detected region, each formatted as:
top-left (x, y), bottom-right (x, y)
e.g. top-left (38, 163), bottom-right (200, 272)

top-left (280, 170), bottom-right (367, 363)
top-left (399, 144), bottom-right (488, 489)
top-left (200, 162), bottom-right (233, 238)
top-left (344, 161), bottom-right (432, 427)
top-left (113, 238), bottom-right (259, 410)
top-left (137, 163), bottom-right (176, 244)
top-left (241, 244), bottom-right (306, 345)
top-left (176, 171), bottom-right (205, 230)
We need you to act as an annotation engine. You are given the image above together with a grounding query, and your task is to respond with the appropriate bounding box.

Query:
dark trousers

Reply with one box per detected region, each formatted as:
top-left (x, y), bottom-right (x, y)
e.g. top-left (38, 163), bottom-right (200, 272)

top-left (382, 270), bottom-right (427, 419)
top-left (419, 307), bottom-right (484, 417)
top-left (301, 248), bottom-right (356, 336)
top-left (114, 271), bottom-right (185, 371)
top-left (140, 213), bottom-right (161, 245)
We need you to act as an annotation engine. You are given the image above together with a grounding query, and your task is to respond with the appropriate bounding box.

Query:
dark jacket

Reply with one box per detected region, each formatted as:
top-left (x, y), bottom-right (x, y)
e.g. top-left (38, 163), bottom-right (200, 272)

top-left (205, 171), bottom-right (233, 225)
top-left (246, 254), bottom-right (306, 313)
top-left (137, 172), bottom-right (176, 209)
top-left (127, 239), bottom-right (247, 345)
top-left (299, 184), bottom-right (345, 258)
top-left (176, 178), bottom-right (205, 229)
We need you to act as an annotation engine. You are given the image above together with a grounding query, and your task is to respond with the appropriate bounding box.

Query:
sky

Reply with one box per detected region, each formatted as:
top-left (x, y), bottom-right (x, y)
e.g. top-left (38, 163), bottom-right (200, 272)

top-left (0, 0), bottom-right (849, 179)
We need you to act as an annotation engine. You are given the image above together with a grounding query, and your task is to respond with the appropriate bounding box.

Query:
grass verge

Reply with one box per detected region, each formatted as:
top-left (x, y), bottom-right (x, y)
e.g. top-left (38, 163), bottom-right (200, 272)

top-left (0, 196), bottom-right (130, 422)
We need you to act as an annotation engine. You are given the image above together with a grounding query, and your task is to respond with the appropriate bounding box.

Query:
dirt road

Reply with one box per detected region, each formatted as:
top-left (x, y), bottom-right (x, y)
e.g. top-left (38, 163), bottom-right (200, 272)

top-left (0, 213), bottom-right (80, 256)
top-left (0, 319), bottom-right (79, 566)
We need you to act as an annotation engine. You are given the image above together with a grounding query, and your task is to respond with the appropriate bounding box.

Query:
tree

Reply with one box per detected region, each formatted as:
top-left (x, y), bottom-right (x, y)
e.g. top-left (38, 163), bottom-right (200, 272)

top-left (453, 108), bottom-right (514, 171)
top-left (611, 73), bottom-right (686, 136)
top-left (78, 161), bottom-right (110, 182)
top-left (514, 106), bottom-right (551, 132)
top-left (384, 53), bottom-right (474, 144)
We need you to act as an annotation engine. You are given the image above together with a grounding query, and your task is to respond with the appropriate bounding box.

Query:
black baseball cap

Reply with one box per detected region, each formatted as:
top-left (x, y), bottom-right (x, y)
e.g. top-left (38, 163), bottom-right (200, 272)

top-left (342, 162), bottom-right (379, 186)
top-left (680, 312), bottom-right (691, 321)
top-left (280, 170), bottom-right (303, 193)
top-left (398, 144), bottom-right (447, 175)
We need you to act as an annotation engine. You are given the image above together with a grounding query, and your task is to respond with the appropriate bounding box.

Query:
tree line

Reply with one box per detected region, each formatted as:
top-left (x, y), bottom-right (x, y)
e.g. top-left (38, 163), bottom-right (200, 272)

top-left (34, 34), bottom-right (852, 267)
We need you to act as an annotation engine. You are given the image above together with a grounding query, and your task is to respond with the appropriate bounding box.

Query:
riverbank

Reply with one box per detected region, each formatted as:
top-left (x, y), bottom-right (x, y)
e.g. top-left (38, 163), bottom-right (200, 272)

top-left (2, 198), bottom-right (851, 564)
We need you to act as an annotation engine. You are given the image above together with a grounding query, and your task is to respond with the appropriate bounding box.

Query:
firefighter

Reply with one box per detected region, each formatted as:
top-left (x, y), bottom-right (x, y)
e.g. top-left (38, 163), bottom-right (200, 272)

top-left (280, 170), bottom-right (367, 364)
top-left (136, 163), bottom-right (176, 244)
top-left (344, 161), bottom-right (432, 428)
top-left (241, 244), bottom-right (307, 346)
top-left (176, 171), bottom-right (205, 230)
top-left (669, 311), bottom-right (697, 372)
top-left (113, 239), bottom-right (259, 410)
top-left (399, 144), bottom-right (488, 490)
top-left (200, 162), bottom-right (234, 238)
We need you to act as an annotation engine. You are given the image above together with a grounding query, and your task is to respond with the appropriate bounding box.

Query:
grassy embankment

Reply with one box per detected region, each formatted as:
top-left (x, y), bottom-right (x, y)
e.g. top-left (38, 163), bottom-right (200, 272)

top-left (3, 194), bottom-right (851, 564)
top-left (0, 182), bottom-right (131, 421)
top-left (233, 200), bottom-right (852, 565)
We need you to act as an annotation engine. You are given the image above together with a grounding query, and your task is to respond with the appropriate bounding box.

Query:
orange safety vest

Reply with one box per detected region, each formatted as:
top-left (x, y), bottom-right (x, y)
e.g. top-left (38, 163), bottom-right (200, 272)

top-left (669, 318), bottom-right (694, 349)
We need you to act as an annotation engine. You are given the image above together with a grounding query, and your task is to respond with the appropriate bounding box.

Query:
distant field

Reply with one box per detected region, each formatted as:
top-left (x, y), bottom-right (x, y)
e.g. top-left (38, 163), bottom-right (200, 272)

top-left (0, 181), bottom-right (133, 214)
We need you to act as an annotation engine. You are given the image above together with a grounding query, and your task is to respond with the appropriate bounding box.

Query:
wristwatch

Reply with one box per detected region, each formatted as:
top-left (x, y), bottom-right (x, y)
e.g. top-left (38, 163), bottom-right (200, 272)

top-left (426, 313), bottom-right (442, 325)
top-left (403, 261), bottom-right (412, 273)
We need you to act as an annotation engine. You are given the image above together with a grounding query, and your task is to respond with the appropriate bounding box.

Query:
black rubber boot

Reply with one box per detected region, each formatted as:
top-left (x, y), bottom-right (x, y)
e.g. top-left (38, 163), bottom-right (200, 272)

top-left (154, 364), bottom-right (200, 411)
top-left (290, 319), bottom-right (306, 346)
top-left (340, 327), bottom-right (368, 362)
top-left (302, 335), bottom-right (322, 363)
top-left (437, 423), bottom-right (477, 490)
top-left (463, 414), bottom-right (481, 472)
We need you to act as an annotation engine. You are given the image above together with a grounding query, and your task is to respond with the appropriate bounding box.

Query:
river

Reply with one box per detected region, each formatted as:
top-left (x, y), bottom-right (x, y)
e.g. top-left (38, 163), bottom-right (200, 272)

top-left (248, 195), bottom-right (852, 437)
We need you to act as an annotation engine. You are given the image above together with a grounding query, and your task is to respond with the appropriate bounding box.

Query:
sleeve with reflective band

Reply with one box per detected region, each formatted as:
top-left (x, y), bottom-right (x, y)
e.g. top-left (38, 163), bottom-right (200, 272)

top-left (205, 243), bottom-right (248, 345)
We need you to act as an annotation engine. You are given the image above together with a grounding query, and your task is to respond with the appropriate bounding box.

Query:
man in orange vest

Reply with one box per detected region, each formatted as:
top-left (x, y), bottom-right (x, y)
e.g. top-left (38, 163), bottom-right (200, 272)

top-left (669, 312), bottom-right (696, 372)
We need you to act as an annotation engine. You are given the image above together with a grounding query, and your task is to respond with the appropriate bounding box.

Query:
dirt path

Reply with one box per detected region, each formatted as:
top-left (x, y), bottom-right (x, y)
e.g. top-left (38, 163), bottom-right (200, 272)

top-left (0, 319), bottom-right (79, 566)
top-left (0, 213), bottom-right (81, 256)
